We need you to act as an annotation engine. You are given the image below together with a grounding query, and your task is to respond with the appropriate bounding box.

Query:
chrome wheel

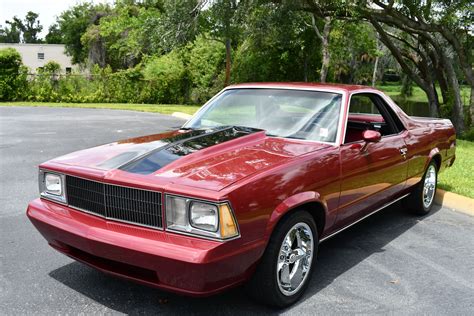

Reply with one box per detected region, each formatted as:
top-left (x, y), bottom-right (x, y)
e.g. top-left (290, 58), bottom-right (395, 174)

top-left (276, 222), bottom-right (314, 296)
top-left (423, 164), bottom-right (437, 208)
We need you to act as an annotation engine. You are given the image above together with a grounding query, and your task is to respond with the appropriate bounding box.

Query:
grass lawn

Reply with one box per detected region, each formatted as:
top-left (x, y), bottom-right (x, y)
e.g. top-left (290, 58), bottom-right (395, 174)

top-left (378, 84), bottom-right (471, 105)
top-left (438, 140), bottom-right (474, 199)
top-left (0, 101), bottom-right (201, 115)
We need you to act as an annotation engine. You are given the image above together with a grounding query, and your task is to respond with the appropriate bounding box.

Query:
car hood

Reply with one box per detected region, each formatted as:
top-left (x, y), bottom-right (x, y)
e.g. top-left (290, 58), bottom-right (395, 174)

top-left (45, 127), bottom-right (330, 191)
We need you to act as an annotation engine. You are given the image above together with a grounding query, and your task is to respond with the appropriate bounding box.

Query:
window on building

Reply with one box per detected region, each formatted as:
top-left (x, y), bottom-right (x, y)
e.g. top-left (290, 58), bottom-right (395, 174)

top-left (37, 53), bottom-right (45, 60)
top-left (65, 67), bottom-right (72, 74)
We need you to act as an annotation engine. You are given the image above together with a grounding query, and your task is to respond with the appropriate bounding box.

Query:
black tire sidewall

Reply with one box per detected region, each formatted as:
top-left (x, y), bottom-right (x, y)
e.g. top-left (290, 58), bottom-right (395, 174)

top-left (420, 161), bottom-right (438, 212)
top-left (265, 211), bottom-right (318, 307)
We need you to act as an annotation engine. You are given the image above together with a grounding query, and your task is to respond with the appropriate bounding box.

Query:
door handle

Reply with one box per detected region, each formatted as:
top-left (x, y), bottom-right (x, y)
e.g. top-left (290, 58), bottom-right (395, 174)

top-left (399, 147), bottom-right (408, 158)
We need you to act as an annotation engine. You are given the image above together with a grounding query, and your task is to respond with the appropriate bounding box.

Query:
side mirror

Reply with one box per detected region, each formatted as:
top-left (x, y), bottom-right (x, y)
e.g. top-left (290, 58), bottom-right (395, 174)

top-left (362, 130), bottom-right (381, 143)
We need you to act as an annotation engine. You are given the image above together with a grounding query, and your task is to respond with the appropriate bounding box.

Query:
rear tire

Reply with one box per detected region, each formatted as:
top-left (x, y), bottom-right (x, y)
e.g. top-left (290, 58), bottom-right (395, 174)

top-left (246, 211), bottom-right (318, 308)
top-left (404, 161), bottom-right (438, 215)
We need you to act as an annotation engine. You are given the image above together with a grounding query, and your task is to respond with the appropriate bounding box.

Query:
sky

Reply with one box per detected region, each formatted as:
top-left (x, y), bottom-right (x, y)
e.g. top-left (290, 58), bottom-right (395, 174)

top-left (0, 0), bottom-right (113, 38)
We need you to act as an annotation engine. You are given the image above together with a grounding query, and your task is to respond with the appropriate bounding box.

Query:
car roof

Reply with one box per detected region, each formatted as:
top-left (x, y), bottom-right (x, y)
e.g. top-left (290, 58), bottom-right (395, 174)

top-left (226, 82), bottom-right (379, 93)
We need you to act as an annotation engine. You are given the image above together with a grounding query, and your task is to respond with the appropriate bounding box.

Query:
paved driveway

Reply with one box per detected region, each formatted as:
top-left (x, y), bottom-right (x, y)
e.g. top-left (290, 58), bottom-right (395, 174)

top-left (1, 107), bottom-right (473, 315)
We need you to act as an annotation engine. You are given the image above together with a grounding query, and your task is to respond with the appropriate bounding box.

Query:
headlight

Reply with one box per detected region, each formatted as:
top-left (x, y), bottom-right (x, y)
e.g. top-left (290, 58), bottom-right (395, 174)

top-left (166, 195), bottom-right (239, 240)
top-left (39, 170), bottom-right (66, 203)
top-left (190, 202), bottom-right (218, 232)
top-left (45, 173), bottom-right (62, 195)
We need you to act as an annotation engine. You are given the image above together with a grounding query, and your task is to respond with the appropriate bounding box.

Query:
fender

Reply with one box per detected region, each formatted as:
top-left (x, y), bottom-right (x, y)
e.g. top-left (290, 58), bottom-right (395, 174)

top-left (264, 191), bottom-right (328, 240)
top-left (427, 147), bottom-right (441, 169)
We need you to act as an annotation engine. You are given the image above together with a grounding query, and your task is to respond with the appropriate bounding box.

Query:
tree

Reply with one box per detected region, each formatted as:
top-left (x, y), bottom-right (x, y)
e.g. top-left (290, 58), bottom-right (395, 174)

top-left (56, 3), bottom-right (110, 64)
top-left (362, 1), bottom-right (470, 133)
top-left (0, 20), bottom-right (21, 43)
top-left (187, 35), bottom-right (225, 102)
top-left (19, 11), bottom-right (43, 43)
top-left (45, 24), bottom-right (63, 44)
top-left (1, 12), bottom-right (43, 43)
top-left (157, 0), bottom-right (203, 52)
top-left (201, 0), bottom-right (241, 86)
top-left (329, 20), bottom-right (378, 84)
top-left (307, 15), bottom-right (332, 82)
top-left (233, 2), bottom-right (320, 83)
top-left (159, 0), bottom-right (241, 86)
top-left (93, 2), bottom-right (163, 69)
top-left (0, 48), bottom-right (28, 101)
top-left (285, 0), bottom-right (472, 133)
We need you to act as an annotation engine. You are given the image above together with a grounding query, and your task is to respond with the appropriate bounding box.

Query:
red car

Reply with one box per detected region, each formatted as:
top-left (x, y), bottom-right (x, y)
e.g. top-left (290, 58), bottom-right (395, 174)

top-left (27, 83), bottom-right (456, 307)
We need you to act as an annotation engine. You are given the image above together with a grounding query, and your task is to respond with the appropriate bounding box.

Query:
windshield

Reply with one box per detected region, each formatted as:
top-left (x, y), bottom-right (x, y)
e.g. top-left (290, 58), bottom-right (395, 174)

top-left (184, 88), bottom-right (343, 143)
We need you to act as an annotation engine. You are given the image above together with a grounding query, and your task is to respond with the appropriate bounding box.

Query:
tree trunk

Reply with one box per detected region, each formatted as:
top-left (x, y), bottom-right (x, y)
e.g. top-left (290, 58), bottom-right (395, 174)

top-left (401, 74), bottom-right (413, 97)
top-left (444, 63), bottom-right (465, 135)
top-left (372, 35), bottom-right (380, 87)
top-left (310, 15), bottom-right (331, 83)
top-left (224, 38), bottom-right (231, 86)
top-left (304, 54), bottom-right (308, 82)
top-left (320, 17), bottom-right (331, 83)
top-left (426, 84), bottom-right (441, 118)
top-left (371, 55), bottom-right (379, 87)
top-left (470, 87), bottom-right (474, 128)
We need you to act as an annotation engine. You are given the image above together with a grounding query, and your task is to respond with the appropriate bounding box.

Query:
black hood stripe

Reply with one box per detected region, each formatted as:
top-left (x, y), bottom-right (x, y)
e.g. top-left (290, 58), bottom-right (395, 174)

top-left (118, 126), bottom-right (261, 175)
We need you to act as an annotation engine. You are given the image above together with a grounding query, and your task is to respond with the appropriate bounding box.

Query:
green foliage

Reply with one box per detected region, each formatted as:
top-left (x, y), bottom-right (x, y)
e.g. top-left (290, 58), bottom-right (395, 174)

top-left (45, 24), bottom-right (63, 44)
top-left (57, 3), bottom-right (111, 64)
top-left (4, 0), bottom-right (470, 131)
top-left (143, 50), bottom-right (187, 103)
top-left (0, 48), bottom-right (27, 101)
top-left (232, 3), bottom-right (319, 83)
top-left (400, 74), bottom-right (413, 97)
top-left (201, 0), bottom-right (241, 45)
top-left (20, 11), bottom-right (43, 43)
top-left (438, 140), bottom-right (474, 199)
top-left (41, 61), bottom-right (62, 74)
top-left (156, 0), bottom-right (200, 52)
top-left (26, 64), bottom-right (150, 104)
top-left (0, 19), bottom-right (21, 43)
top-left (329, 20), bottom-right (378, 84)
top-left (1, 12), bottom-right (43, 43)
top-left (96, 4), bottom-right (162, 69)
top-left (23, 52), bottom-right (189, 104)
top-left (460, 128), bottom-right (474, 141)
top-left (186, 35), bottom-right (225, 103)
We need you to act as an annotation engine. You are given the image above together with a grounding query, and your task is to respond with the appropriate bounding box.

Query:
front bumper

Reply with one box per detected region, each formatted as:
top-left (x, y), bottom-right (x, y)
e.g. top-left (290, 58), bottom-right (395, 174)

top-left (26, 198), bottom-right (263, 296)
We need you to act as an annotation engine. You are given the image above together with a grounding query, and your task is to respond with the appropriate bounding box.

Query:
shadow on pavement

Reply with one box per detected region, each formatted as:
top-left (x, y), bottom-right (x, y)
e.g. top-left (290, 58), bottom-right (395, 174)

top-left (49, 202), bottom-right (442, 314)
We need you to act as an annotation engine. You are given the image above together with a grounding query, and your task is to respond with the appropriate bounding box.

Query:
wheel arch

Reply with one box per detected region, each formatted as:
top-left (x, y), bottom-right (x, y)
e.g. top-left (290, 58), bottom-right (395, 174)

top-left (266, 191), bottom-right (327, 240)
top-left (430, 153), bottom-right (442, 171)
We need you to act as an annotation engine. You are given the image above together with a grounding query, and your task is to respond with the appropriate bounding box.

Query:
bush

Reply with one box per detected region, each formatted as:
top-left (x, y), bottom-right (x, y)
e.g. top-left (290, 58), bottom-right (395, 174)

top-left (186, 36), bottom-right (225, 103)
top-left (17, 41), bottom-right (227, 105)
top-left (460, 127), bottom-right (474, 142)
top-left (0, 48), bottom-right (28, 101)
top-left (142, 51), bottom-right (186, 104)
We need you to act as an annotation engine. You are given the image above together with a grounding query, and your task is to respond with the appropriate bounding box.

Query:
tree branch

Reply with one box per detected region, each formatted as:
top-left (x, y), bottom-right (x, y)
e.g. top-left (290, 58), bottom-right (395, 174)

top-left (370, 18), bottom-right (427, 90)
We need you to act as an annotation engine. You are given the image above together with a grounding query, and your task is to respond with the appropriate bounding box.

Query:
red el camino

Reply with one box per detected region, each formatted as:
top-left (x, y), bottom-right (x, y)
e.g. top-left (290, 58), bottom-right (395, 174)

top-left (27, 83), bottom-right (456, 307)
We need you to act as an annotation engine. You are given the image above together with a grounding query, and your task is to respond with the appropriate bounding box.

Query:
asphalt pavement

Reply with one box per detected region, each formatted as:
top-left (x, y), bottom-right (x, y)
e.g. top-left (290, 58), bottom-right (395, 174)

top-left (1, 106), bottom-right (473, 315)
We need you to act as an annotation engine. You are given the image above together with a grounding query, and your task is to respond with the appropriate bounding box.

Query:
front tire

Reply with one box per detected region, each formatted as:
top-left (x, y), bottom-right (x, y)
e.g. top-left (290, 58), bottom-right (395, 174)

top-left (247, 211), bottom-right (318, 308)
top-left (404, 161), bottom-right (438, 215)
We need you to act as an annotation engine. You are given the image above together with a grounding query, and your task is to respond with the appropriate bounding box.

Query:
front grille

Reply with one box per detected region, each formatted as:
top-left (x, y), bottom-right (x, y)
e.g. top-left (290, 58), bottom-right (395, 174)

top-left (66, 175), bottom-right (162, 229)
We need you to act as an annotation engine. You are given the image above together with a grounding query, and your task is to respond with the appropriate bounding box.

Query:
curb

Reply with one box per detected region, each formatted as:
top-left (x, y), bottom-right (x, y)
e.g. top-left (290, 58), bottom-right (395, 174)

top-left (435, 189), bottom-right (474, 216)
top-left (172, 112), bottom-right (193, 120)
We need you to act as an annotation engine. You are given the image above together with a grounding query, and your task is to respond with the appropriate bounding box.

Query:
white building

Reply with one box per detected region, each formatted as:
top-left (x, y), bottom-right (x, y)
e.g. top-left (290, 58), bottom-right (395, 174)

top-left (0, 43), bottom-right (76, 73)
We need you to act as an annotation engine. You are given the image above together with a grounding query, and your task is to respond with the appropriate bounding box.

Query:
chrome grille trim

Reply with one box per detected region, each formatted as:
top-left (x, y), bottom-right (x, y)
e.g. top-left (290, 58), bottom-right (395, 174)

top-left (65, 175), bottom-right (162, 229)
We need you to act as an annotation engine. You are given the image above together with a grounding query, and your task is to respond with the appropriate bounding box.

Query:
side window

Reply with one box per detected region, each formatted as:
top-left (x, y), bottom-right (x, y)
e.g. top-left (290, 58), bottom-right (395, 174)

top-left (348, 95), bottom-right (382, 116)
top-left (344, 93), bottom-right (401, 144)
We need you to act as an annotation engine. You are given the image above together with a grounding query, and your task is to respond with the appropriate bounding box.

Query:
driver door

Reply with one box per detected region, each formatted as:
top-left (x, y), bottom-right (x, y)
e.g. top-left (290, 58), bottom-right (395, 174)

top-left (335, 93), bottom-right (408, 228)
